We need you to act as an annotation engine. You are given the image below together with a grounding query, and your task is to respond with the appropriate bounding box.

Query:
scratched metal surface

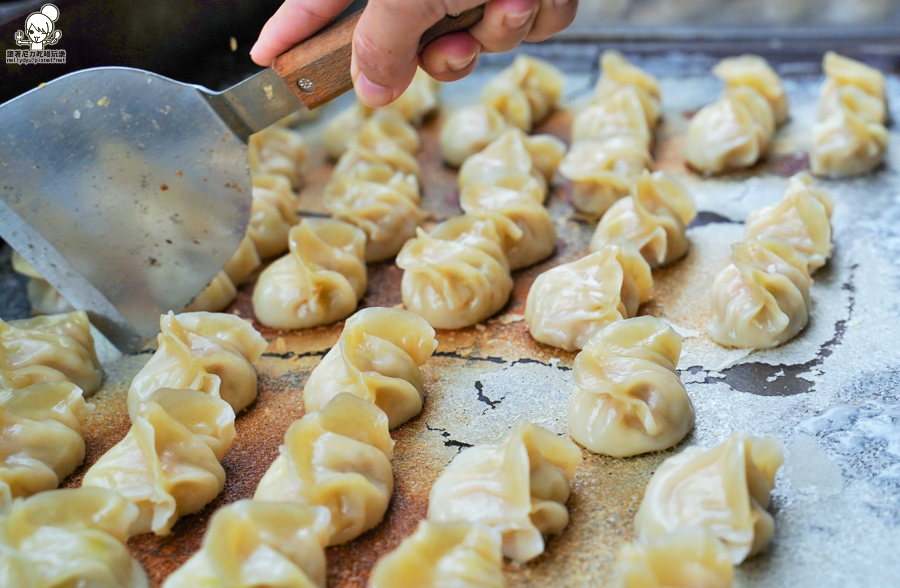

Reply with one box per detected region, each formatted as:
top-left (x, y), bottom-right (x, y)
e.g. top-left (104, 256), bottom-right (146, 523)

top-left (4, 48), bottom-right (895, 586)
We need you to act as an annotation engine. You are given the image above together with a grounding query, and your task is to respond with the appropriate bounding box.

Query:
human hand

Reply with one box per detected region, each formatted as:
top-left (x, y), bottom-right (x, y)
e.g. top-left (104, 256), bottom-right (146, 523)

top-left (250, 0), bottom-right (578, 108)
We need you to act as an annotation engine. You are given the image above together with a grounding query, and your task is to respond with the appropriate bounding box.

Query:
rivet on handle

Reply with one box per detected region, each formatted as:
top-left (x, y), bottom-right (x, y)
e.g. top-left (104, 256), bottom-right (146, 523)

top-left (296, 78), bottom-right (316, 94)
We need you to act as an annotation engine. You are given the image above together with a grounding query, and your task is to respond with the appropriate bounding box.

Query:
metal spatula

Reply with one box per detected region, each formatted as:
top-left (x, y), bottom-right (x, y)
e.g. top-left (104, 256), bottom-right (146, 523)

top-left (0, 7), bottom-right (483, 352)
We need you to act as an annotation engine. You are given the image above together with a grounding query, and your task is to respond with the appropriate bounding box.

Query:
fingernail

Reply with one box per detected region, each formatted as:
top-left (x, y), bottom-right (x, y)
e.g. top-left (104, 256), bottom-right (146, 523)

top-left (249, 41), bottom-right (259, 58)
top-left (355, 72), bottom-right (394, 107)
top-left (446, 52), bottom-right (477, 72)
top-left (504, 9), bottom-right (533, 29)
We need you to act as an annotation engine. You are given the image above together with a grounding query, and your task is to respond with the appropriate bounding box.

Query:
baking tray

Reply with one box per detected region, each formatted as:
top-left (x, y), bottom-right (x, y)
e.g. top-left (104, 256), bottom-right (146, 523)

top-left (3, 45), bottom-right (899, 586)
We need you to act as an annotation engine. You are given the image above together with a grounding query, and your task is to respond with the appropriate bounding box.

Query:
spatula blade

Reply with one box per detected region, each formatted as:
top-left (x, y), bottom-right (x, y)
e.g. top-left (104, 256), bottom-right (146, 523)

top-left (0, 67), bottom-right (253, 352)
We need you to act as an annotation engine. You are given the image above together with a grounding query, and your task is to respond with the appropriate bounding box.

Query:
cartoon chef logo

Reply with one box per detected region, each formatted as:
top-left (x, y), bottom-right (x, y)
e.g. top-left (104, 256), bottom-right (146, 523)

top-left (15, 4), bottom-right (62, 51)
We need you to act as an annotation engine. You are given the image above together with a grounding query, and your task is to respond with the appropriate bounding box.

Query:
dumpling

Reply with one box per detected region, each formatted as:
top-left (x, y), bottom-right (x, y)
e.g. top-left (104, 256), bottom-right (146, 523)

top-left (818, 82), bottom-right (886, 125)
top-left (559, 136), bottom-right (652, 215)
top-left (252, 219), bottom-right (367, 330)
top-left (685, 86), bottom-right (775, 174)
top-left (10, 251), bottom-right (73, 316)
top-left (572, 86), bottom-right (653, 148)
top-left (0, 488), bottom-right (148, 588)
top-left (369, 66), bottom-right (441, 126)
top-left (615, 527), bottom-right (735, 588)
top-left (634, 431), bottom-right (784, 564)
top-left (83, 389), bottom-right (235, 536)
top-left (818, 51), bottom-right (885, 122)
top-left (458, 128), bottom-right (565, 197)
top-left (323, 162), bottom-right (422, 262)
top-left (223, 235), bottom-right (262, 286)
top-left (249, 173), bottom-right (299, 259)
top-left (427, 421), bottom-right (583, 563)
top-left (460, 173), bottom-right (557, 270)
top-left (590, 170), bottom-right (697, 268)
top-left (248, 125), bottom-right (307, 189)
top-left (525, 240), bottom-right (652, 352)
top-left (323, 105), bottom-right (368, 159)
top-left (482, 55), bottom-right (564, 131)
top-left (593, 51), bottom-right (661, 130)
top-left (303, 307), bottom-right (437, 429)
top-left (254, 393), bottom-right (394, 545)
top-left (184, 270), bottom-right (237, 313)
top-left (440, 104), bottom-right (509, 168)
top-left (127, 311), bottom-right (267, 417)
top-left (333, 112), bottom-right (421, 178)
top-left (162, 500), bottom-right (331, 588)
top-left (0, 382), bottom-right (92, 500)
top-left (0, 311), bottom-right (103, 395)
top-left (713, 55), bottom-right (789, 125)
top-left (707, 236), bottom-right (811, 349)
top-left (810, 96), bottom-right (888, 178)
top-left (744, 172), bottom-right (833, 273)
top-left (396, 217), bottom-right (514, 329)
top-left (369, 520), bottom-right (505, 588)
top-left (568, 316), bottom-right (694, 457)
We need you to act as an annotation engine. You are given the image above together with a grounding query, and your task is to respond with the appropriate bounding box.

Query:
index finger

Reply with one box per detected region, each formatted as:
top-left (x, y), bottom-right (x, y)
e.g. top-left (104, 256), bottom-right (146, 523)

top-left (251, 0), bottom-right (354, 66)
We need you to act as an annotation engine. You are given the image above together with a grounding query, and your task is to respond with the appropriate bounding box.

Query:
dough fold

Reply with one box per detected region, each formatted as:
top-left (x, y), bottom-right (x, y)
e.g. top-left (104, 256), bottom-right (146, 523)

top-left (249, 173), bottom-right (299, 260)
top-left (248, 125), bottom-right (307, 190)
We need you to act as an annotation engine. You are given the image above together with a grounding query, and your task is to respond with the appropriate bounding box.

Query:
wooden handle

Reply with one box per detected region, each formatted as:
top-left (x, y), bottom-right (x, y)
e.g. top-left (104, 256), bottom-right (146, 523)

top-left (272, 6), bottom-right (484, 109)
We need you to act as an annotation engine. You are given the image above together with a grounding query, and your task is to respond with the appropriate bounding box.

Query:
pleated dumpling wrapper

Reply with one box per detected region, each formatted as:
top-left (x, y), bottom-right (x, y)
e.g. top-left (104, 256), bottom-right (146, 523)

top-left (707, 236), bottom-right (811, 350)
top-left (614, 526), bottom-right (734, 588)
top-left (590, 170), bottom-right (697, 268)
top-left (559, 136), bottom-right (653, 216)
top-left (525, 239), bottom-right (652, 352)
top-left (249, 172), bottom-right (299, 260)
top-left (163, 500), bottom-right (331, 588)
top-left (248, 125), bottom-right (307, 189)
top-left (0, 488), bottom-right (148, 588)
top-left (744, 172), bottom-right (834, 273)
top-left (254, 393), bottom-right (394, 545)
top-left (303, 307), bottom-right (437, 429)
top-left (323, 161), bottom-right (422, 262)
top-left (593, 50), bottom-right (662, 130)
top-left (0, 382), bottom-right (92, 502)
top-left (126, 311), bottom-right (266, 418)
top-left (818, 51), bottom-right (886, 124)
top-left (0, 310), bottom-right (103, 395)
top-left (184, 270), bottom-right (237, 313)
top-left (252, 218), bottom-right (367, 330)
top-left (369, 520), bottom-right (505, 588)
top-left (83, 389), bottom-right (236, 536)
top-left (10, 251), bottom-right (74, 316)
top-left (482, 54), bottom-right (564, 131)
top-left (440, 104), bottom-right (509, 168)
top-left (397, 216), bottom-right (514, 330)
top-left (427, 421), bottom-right (583, 563)
top-left (713, 54), bottom-right (789, 125)
top-left (222, 235), bottom-right (262, 287)
top-left (333, 112), bottom-right (421, 179)
top-left (573, 86), bottom-right (653, 148)
top-left (569, 316), bottom-right (694, 457)
top-left (810, 91), bottom-right (888, 178)
top-left (635, 431), bottom-right (783, 564)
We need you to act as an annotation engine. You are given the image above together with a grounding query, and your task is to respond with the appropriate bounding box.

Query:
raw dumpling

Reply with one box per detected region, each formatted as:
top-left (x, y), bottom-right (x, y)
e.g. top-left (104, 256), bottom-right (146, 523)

top-left (559, 136), bottom-right (653, 215)
top-left (184, 270), bottom-right (237, 313)
top-left (10, 251), bottom-right (73, 315)
top-left (323, 105), bottom-right (368, 159)
top-left (0, 311), bottom-right (103, 395)
top-left (223, 235), bottom-right (262, 286)
top-left (707, 236), bottom-right (811, 349)
top-left (249, 173), bottom-right (299, 259)
top-left (818, 51), bottom-right (885, 122)
top-left (333, 112), bottom-right (421, 178)
top-left (593, 51), bottom-right (661, 130)
top-left (573, 86), bottom-right (653, 148)
top-left (303, 307), bottom-right (437, 429)
top-left (525, 240), bottom-right (652, 352)
top-left (248, 125), bottom-right (307, 189)
top-left (83, 389), bottom-right (236, 536)
top-left (590, 170), bottom-right (697, 268)
top-left (458, 128), bottom-right (565, 197)
top-left (427, 421), bottom-right (583, 563)
top-left (127, 311), bottom-right (267, 417)
top-left (254, 393), bottom-right (394, 545)
top-left (370, 66), bottom-right (441, 126)
top-left (323, 162), bottom-right (422, 261)
top-left (440, 104), bottom-right (509, 168)
top-left (482, 55), bottom-right (564, 131)
top-left (685, 86), bottom-right (775, 174)
top-left (634, 431), bottom-right (784, 563)
top-left (396, 217), bottom-right (514, 329)
top-left (0, 382), bottom-right (92, 500)
top-left (0, 488), bottom-right (148, 588)
top-left (460, 173), bottom-right (557, 270)
top-left (744, 172), bottom-right (833, 273)
top-left (369, 520), bottom-right (505, 588)
top-left (568, 316), bottom-right (694, 457)
top-left (252, 219), bottom-right (367, 330)
top-left (713, 55), bottom-right (789, 125)
top-left (163, 500), bottom-right (331, 588)
top-left (615, 526), bottom-right (735, 588)
top-left (810, 96), bottom-right (888, 178)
